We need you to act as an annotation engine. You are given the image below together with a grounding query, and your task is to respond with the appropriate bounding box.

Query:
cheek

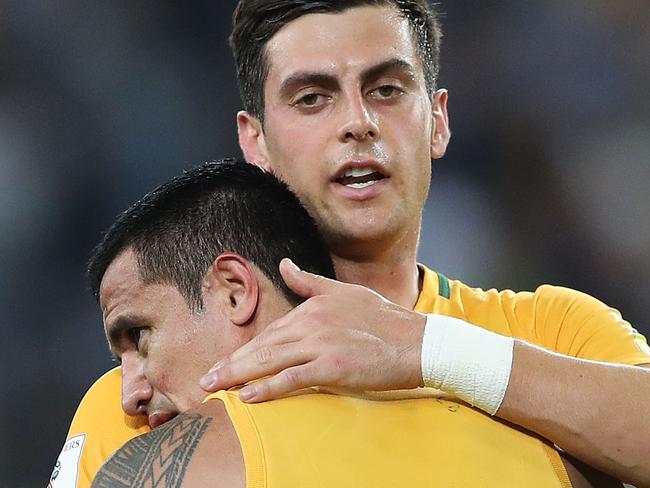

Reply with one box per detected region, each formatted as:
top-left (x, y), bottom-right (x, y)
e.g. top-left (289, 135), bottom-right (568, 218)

top-left (398, 103), bottom-right (432, 144)
top-left (145, 350), bottom-right (174, 392)
top-left (157, 370), bottom-right (172, 392)
top-left (265, 117), bottom-right (327, 178)
top-left (383, 107), bottom-right (432, 197)
top-left (408, 110), bottom-right (433, 164)
top-left (267, 152), bottom-right (323, 205)
top-left (146, 337), bottom-right (184, 393)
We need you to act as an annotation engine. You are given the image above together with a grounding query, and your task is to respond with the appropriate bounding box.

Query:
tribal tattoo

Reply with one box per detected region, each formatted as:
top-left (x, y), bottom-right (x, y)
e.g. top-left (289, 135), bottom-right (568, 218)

top-left (91, 413), bottom-right (212, 488)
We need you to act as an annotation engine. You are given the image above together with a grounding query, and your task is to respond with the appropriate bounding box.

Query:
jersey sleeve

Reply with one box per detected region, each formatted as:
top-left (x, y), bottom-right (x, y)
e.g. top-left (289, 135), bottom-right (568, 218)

top-left (419, 266), bottom-right (650, 366)
top-left (48, 367), bottom-right (150, 488)
top-left (500, 285), bottom-right (650, 365)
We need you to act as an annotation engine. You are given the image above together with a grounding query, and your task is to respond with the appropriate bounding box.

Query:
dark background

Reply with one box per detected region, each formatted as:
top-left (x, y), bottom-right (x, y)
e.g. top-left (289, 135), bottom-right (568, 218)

top-left (2, 1), bottom-right (649, 485)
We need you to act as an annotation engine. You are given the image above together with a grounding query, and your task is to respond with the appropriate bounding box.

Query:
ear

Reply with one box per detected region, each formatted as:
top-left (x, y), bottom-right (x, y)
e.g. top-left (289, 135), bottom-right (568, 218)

top-left (203, 253), bottom-right (259, 326)
top-left (430, 89), bottom-right (451, 160)
top-left (237, 111), bottom-right (272, 172)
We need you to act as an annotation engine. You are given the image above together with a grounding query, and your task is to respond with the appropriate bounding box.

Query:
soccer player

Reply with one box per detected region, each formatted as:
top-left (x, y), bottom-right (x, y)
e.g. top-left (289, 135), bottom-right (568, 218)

top-left (89, 160), bottom-right (612, 487)
top-left (52, 1), bottom-right (650, 486)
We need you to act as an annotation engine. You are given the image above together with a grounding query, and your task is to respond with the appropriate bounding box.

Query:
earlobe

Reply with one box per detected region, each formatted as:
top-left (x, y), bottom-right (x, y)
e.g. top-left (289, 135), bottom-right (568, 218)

top-left (430, 89), bottom-right (451, 160)
top-left (237, 111), bottom-right (271, 171)
top-left (204, 253), bottom-right (259, 326)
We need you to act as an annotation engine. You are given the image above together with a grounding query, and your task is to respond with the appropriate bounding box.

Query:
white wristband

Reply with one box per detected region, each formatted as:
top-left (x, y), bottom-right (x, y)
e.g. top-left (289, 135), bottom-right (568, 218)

top-left (421, 314), bottom-right (514, 415)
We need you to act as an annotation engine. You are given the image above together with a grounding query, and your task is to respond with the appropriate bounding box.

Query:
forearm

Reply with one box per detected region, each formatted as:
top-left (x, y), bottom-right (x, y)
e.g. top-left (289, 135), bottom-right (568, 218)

top-left (497, 341), bottom-right (650, 486)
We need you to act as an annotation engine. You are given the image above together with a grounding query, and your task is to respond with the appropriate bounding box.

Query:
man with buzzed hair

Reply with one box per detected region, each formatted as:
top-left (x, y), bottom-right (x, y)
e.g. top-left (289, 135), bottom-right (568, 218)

top-left (53, 1), bottom-right (650, 487)
top-left (86, 159), bottom-right (335, 484)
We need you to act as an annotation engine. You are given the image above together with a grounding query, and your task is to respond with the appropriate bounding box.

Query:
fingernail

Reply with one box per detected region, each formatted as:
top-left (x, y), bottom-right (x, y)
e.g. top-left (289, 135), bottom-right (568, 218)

top-left (200, 372), bottom-right (218, 390)
top-left (239, 386), bottom-right (257, 402)
top-left (286, 258), bottom-right (301, 272)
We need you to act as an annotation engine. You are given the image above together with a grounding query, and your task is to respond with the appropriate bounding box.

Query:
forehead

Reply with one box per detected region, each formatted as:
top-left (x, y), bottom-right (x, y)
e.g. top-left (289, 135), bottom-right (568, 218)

top-left (99, 249), bottom-right (177, 321)
top-left (100, 249), bottom-right (190, 334)
top-left (264, 5), bottom-right (420, 83)
top-left (99, 249), bottom-right (142, 313)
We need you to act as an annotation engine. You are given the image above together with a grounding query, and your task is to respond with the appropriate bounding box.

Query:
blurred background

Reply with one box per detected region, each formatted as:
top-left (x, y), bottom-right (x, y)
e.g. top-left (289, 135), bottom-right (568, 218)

top-left (2, 0), bottom-right (649, 485)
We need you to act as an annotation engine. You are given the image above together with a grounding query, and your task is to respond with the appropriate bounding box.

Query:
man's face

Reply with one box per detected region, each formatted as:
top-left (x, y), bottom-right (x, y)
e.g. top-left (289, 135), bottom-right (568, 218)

top-left (245, 5), bottom-right (449, 255)
top-left (99, 249), bottom-right (241, 428)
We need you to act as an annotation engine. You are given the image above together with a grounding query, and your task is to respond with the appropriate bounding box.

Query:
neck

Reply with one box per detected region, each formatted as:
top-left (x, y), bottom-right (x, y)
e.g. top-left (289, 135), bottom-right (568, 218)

top-left (330, 227), bottom-right (422, 309)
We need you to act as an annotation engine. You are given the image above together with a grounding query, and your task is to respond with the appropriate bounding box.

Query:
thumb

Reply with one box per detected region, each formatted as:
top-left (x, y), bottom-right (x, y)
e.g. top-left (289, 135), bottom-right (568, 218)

top-left (279, 258), bottom-right (339, 298)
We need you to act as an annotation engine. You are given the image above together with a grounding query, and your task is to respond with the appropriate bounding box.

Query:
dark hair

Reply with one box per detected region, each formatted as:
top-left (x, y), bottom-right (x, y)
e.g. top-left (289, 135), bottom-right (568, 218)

top-left (230, 0), bottom-right (442, 123)
top-left (88, 159), bottom-right (335, 310)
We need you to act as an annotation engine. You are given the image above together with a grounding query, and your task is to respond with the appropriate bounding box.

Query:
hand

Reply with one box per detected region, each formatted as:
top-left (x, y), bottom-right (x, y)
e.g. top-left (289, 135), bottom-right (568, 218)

top-left (200, 258), bottom-right (426, 402)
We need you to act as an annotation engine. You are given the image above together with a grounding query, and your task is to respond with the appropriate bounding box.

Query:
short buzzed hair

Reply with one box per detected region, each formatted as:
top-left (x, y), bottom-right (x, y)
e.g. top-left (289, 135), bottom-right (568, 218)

top-left (230, 0), bottom-right (442, 122)
top-left (88, 159), bottom-right (336, 310)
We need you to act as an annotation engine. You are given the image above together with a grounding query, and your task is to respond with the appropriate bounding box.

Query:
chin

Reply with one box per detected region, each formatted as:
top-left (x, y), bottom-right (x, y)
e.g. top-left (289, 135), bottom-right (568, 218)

top-left (328, 225), bottom-right (399, 256)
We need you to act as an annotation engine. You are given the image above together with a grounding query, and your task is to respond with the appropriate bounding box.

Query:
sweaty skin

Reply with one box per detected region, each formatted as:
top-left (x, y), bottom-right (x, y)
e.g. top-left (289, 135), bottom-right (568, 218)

top-left (237, 5), bottom-right (450, 308)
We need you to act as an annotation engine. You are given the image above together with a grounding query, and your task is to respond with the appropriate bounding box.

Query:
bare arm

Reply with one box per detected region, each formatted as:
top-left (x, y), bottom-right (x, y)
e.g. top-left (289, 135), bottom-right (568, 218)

top-left (500, 342), bottom-right (650, 486)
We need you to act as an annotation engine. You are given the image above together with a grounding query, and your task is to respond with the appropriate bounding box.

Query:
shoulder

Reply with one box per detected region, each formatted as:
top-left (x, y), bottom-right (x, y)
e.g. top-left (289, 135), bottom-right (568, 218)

top-left (91, 413), bottom-right (211, 488)
top-left (450, 277), bottom-right (603, 315)
top-left (91, 400), bottom-right (244, 488)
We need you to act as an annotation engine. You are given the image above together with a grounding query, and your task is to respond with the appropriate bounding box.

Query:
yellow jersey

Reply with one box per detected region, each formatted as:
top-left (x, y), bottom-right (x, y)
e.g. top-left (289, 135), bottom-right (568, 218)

top-left (419, 268), bottom-right (650, 364)
top-left (51, 265), bottom-right (650, 486)
top-left (204, 388), bottom-right (572, 487)
top-left (49, 368), bottom-right (149, 488)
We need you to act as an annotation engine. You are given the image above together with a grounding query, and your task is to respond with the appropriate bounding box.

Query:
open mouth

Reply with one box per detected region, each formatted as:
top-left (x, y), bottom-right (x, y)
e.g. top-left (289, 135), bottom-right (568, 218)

top-left (335, 167), bottom-right (386, 189)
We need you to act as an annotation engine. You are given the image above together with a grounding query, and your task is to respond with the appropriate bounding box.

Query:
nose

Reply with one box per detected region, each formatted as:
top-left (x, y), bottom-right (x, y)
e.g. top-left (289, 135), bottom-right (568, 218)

top-left (121, 352), bottom-right (153, 416)
top-left (338, 94), bottom-right (380, 143)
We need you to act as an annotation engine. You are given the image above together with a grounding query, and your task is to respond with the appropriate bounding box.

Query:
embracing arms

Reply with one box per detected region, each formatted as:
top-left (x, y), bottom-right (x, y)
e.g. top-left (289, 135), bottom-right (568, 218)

top-left (201, 260), bottom-right (650, 486)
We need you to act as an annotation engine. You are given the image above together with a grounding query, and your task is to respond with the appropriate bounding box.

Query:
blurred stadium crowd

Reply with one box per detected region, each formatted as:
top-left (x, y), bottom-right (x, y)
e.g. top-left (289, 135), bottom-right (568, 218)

top-left (1, 1), bottom-right (649, 485)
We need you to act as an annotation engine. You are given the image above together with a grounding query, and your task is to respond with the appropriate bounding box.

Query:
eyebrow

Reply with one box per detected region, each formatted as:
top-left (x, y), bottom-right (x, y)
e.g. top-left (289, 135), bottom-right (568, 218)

top-left (359, 58), bottom-right (418, 86)
top-left (279, 73), bottom-right (339, 100)
top-left (278, 57), bottom-right (418, 99)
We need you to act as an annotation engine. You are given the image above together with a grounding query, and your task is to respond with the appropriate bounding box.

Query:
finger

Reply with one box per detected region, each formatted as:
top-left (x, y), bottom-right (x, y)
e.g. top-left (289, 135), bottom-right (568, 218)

top-left (200, 340), bottom-right (312, 392)
top-left (238, 363), bottom-right (320, 402)
top-left (280, 257), bottom-right (344, 298)
top-left (200, 304), bottom-right (315, 391)
top-left (203, 314), bottom-right (301, 376)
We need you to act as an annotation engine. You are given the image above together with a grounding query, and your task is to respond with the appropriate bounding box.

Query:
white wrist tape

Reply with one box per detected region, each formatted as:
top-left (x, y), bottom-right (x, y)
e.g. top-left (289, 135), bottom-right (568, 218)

top-left (421, 314), bottom-right (514, 415)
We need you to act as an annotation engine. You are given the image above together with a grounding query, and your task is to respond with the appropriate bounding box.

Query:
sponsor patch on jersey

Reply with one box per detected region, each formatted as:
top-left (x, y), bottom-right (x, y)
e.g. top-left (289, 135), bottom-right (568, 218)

top-left (49, 434), bottom-right (86, 487)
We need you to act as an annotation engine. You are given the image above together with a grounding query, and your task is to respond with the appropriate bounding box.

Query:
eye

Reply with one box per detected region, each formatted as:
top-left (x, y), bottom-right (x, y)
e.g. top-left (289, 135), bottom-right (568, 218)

top-left (292, 92), bottom-right (330, 109)
top-left (128, 327), bottom-right (149, 352)
top-left (369, 85), bottom-right (404, 100)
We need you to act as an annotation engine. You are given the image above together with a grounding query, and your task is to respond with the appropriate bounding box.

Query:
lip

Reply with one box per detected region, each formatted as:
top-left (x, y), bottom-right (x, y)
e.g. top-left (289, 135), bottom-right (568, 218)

top-left (330, 159), bottom-right (390, 201)
top-left (148, 410), bottom-right (178, 429)
top-left (331, 159), bottom-right (389, 181)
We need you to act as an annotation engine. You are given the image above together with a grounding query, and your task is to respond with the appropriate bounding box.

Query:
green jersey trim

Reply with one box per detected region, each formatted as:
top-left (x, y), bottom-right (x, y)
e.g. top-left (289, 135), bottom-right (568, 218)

top-left (437, 273), bottom-right (451, 299)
